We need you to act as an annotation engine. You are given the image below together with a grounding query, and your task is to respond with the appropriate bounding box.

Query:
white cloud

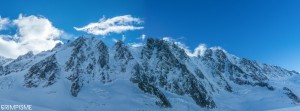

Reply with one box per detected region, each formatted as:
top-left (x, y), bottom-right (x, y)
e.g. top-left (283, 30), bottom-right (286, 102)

top-left (162, 37), bottom-right (171, 41)
top-left (137, 34), bottom-right (146, 41)
top-left (193, 44), bottom-right (207, 57)
top-left (0, 16), bottom-right (10, 30)
top-left (122, 34), bottom-right (126, 42)
top-left (161, 36), bottom-right (207, 57)
top-left (112, 38), bottom-right (118, 43)
top-left (177, 43), bottom-right (207, 57)
top-left (176, 43), bottom-right (207, 57)
top-left (141, 34), bottom-right (146, 40)
top-left (129, 43), bottom-right (143, 48)
top-left (112, 35), bottom-right (126, 43)
top-left (74, 15), bottom-right (143, 36)
top-left (0, 14), bottom-right (63, 58)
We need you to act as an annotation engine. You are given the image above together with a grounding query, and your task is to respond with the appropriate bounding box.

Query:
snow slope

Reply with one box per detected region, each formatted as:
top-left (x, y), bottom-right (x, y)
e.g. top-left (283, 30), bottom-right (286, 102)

top-left (267, 106), bottom-right (300, 111)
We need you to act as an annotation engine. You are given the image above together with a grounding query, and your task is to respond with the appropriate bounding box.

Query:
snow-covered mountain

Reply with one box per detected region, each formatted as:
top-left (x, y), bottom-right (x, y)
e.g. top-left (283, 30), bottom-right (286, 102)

top-left (0, 36), bottom-right (299, 111)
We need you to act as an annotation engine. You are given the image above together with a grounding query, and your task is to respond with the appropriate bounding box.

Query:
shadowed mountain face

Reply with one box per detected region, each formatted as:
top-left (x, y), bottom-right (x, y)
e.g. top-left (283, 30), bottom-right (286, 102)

top-left (0, 36), bottom-right (299, 110)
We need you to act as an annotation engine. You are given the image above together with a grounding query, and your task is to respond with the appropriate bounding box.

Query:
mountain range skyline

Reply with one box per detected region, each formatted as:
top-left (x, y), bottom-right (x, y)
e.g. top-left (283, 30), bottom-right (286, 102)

top-left (1, 0), bottom-right (300, 71)
top-left (0, 36), bottom-right (299, 111)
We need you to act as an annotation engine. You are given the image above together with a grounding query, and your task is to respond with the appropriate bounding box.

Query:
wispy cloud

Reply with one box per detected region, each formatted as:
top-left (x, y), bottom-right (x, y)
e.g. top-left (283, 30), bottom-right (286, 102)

top-left (192, 44), bottom-right (207, 57)
top-left (112, 38), bottom-right (118, 43)
top-left (0, 16), bottom-right (10, 30)
top-left (0, 14), bottom-right (64, 58)
top-left (74, 15), bottom-right (143, 36)
top-left (122, 35), bottom-right (126, 42)
top-left (137, 34), bottom-right (146, 41)
top-left (175, 41), bottom-right (207, 57)
top-left (160, 37), bottom-right (208, 57)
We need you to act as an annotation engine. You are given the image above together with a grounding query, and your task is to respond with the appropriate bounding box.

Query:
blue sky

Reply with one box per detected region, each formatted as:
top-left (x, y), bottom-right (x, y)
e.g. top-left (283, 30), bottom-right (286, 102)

top-left (0, 0), bottom-right (300, 71)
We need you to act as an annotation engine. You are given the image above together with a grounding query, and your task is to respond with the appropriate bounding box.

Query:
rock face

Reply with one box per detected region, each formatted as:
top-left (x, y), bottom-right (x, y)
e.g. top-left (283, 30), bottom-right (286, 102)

top-left (65, 37), bottom-right (111, 96)
top-left (1, 36), bottom-right (299, 109)
top-left (131, 38), bottom-right (216, 108)
top-left (24, 55), bottom-right (60, 88)
top-left (113, 41), bottom-right (134, 72)
top-left (283, 87), bottom-right (300, 103)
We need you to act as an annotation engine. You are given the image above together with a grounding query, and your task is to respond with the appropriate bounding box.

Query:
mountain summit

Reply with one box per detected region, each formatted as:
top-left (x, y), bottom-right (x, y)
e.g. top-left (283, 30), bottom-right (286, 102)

top-left (0, 36), bottom-right (299, 111)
